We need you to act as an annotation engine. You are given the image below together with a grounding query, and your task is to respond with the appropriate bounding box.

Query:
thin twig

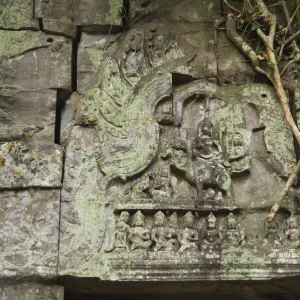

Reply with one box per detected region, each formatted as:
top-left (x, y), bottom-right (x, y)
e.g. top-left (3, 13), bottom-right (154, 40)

top-left (284, 29), bottom-right (300, 46)
top-left (278, 1), bottom-right (300, 61)
top-left (224, 0), bottom-right (241, 12)
top-left (280, 53), bottom-right (300, 76)
top-left (267, 160), bottom-right (300, 222)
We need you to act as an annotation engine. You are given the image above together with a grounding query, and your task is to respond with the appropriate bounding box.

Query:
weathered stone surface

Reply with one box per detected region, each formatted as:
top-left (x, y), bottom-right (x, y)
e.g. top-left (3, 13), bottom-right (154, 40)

top-left (60, 14), bottom-right (298, 280)
top-left (43, 18), bottom-right (77, 39)
top-left (59, 126), bottom-right (103, 275)
top-left (35, 0), bottom-right (123, 31)
top-left (77, 22), bottom-right (216, 93)
top-left (0, 142), bottom-right (62, 189)
top-left (217, 32), bottom-right (256, 85)
top-left (34, 0), bottom-right (72, 19)
top-left (0, 189), bottom-right (60, 278)
top-left (0, 89), bottom-right (56, 143)
top-left (1, 0), bottom-right (299, 290)
top-left (77, 32), bottom-right (119, 93)
top-left (216, 84), bottom-right (295, 177)
top-left (0, 0), bottom-right (39, 30)
top-left (129, 0), bottom-right (220, 25)
top-left (72, 0), bottom-right (123, 29)
top-left (0, 283), bottom-right (64, 300)
top-left (0, 31), bottom-right (72, 90)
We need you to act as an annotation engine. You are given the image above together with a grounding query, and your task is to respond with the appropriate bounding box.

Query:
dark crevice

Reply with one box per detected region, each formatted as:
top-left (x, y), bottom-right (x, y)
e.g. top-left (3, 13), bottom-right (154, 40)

top-left (0, 27), bottom-right (39, 31)
top-left (39, 18), bottom-right (44, 31)
top-left (220, 0), bottom-right (225, 16)
top-left (72, 27), bottom-right (81, 92)
top-left (56, 26), bottom-right (81, 279)
top-left (55, 89), bottom-right (71, 145)
top-left (123, 0), bottom-right (130, 31)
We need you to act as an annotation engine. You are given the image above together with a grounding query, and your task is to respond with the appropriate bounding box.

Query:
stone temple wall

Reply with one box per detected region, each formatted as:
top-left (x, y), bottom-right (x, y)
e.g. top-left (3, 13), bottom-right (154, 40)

top-left (1, 0), bottom-right (300, 299)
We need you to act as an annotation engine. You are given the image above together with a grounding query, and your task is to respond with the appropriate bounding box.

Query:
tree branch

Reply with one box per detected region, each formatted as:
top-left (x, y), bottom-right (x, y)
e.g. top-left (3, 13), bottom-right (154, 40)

top-left (278, 1), bottom-right (300, 61)
top-left (226, 19), bottom-right (260, 65)
top-left (267, 160), bottom-right (300, 222)
top-left (284, 29), bottom-right (300, 47)
top-left (280, 53), bottom-right (300, 76)
top-left (224, 0), bottom-right (300, 222)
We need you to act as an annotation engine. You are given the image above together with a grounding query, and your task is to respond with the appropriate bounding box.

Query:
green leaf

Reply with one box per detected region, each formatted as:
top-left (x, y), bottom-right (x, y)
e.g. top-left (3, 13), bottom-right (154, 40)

top-left (267, 62), bottom-right (275, 69)
top-left (296, 11), bottom-right (300, 22)
top-left (251, 23), bottom-right (260, 31)
top-left (298, 64), bottom-right (300, 70)
top-left (256, 47), bottom-right (265, 54)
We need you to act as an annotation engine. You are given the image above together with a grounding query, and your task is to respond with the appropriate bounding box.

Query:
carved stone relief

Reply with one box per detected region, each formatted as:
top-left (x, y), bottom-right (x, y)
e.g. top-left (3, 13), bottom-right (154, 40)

top-left (59, 17), bottom-right (300, 281)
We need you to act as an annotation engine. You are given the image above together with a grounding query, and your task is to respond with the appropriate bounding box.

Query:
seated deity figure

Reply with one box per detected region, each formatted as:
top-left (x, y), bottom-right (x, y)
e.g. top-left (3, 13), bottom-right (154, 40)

top-left (200, 213), bottom-right (220, 252)
top-left (262, 219), bottom-right (282, 248)
top-left (178, 211), bottom-right (199, 252)
top-left (105, 211), bottom-right (130, 252)
top-left (285, 215), bottom-right (300, 249)
top-left (149, 164), bottom-right (172, 200)
top-left (151, 211), bottom-right (176, 251)
top-left (128, 210), bottom-right (152, 251)
top-left (221, 213), bottom-right (245, 248)
top-left (192, 117), bottom-right (222, 161)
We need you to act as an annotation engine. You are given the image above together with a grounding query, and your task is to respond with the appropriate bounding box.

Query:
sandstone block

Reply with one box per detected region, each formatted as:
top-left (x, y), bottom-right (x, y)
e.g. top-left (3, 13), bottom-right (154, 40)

top-left (0, 31), bottom-right (72, 91)
top-left (0, 142), bottom-right (63, 189)
top-left (0, 0), bottom-right (39, 30)
top-left (43, 18), bottom-right (77, 39)
top-left (0, 283), bottom-right (64, 300)
top-left (0, 89), bottom-right (56, 143)
top-left (0, 189), bottom-right (60, 278)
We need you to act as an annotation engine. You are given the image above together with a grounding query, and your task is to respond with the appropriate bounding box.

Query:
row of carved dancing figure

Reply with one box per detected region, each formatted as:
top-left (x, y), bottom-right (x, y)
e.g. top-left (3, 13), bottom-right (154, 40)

top-left (105, 210), bottom-right (300, 253)
top-left (105, 210), bottom-right (248, 252)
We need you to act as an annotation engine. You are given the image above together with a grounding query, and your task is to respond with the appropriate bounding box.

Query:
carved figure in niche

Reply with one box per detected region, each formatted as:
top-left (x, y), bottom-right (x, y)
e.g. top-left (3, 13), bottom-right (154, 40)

top-left (285, 215), bottom-right (300, 249)
top-left (170, 118), bottom-right (231, 204)
top-left (167, 212), bottom-right (180, 250)
top-left (262, 219), bottom-right (282, 248)
top-left (227, 132), bottom-right (251, 174)
top-left (204, 188), bottom-right (223, 202)
top-left (192, 117), bottom-right (222, 161)
top-left (221, 213), bottom-right (245, 248)
top-left (151, 211), bottom-right (177, 251)
top-left (128, 210), bottom-right (152, 251)
top-left (178, 211), bottom-right (199, 252)
top-left (149, 164), bottom-right (172, 200)
top-left (200, 213), bottom-right (220, 252)
top-left (105, 211), bottom-right (130, 252)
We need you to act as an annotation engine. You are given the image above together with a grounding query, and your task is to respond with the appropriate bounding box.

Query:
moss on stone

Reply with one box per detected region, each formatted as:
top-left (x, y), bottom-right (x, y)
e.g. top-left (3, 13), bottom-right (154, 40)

top-left (0, 0), bottom-right (39, 30)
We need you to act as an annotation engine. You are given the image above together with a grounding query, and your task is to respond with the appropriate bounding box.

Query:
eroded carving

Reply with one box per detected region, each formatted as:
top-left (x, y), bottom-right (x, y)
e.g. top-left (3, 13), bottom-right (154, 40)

top-left (106, 211), bottom-right (130, 252)
top-left (200, 213), bottom-right (220, 253)
top-left (178, 211), bottom-right (199, 252)
top-left (221, 213), bottom-right (246, 249)
top-left (151, 211), bottom-right (177, 251)
top-left (284, 215), bottom-right (300, 249)
top-left (128, 211), bottom-right (152, 251)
